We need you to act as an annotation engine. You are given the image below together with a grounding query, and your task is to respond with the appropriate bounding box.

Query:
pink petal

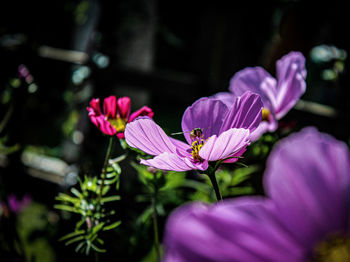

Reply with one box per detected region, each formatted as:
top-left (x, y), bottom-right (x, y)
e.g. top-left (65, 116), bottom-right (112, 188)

top-left (116, 132), bottom-right (125, 139)
top-left (222, 147), bottom-right (247, 163)
top-left (140, 152), bottom-right (208, 172)
top-left (219, 91), bottom-right (263, 134)
top-left (169, 138), bottom-right (191, 157)
top-left (103, 96), bottom-right (117, 118)
top-left (117, 97), bottom-right (131, 119)
top-left (124, 117), bottom-right (177, 156)
top-left (199, 128), bottom-right (250, 161)
top-left (129, 106), bottom-right (154, 122)
top-left (92, 115), bottom-right (116, 135)
top-left (88, 98), bottom-right (102, 115)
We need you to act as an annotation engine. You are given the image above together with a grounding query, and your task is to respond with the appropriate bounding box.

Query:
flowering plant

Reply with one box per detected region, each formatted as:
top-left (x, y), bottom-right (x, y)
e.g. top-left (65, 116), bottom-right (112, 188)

top-left (125, 91), bottom-right (262, 172)
top-left (212, 51), bottom-right (306, 140)
top-left (87, 96), bottom-right (154, 138)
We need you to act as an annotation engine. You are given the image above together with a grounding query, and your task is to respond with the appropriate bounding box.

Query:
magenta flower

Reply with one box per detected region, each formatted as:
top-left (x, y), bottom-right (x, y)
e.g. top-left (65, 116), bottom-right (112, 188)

top-left (213, 51), bottom-right (306, 141)
top-left (124, 92), bottom-right (262, 172)
top-left (87, 96), bottom-right (154, 138)
top-left (163, 127), bottom-right (350, 261)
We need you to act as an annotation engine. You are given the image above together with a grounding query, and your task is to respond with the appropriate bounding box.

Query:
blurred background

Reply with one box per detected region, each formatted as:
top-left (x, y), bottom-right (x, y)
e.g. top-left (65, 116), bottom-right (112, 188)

top-left (1, 0), bottom-right (350, 261)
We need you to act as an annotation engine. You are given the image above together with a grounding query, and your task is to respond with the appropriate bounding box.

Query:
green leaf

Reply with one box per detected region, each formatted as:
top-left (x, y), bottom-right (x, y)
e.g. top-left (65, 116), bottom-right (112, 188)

top-left (54, 204), bottom-right (79, 214)
top-left (92, 222), bottom-right (105, 235)
top-left (229, 186), bottom-right (254, 196)
top-left (103, 221), bottom-right (121, 231)
top-left (75, 241), bottom-right (86, 253)
top-left (131, 162), bottom-right (154, 184)
top-left (90, 242), bottom-right (106, 253)
top-left (59, 230), bottom-right (85, 241)
top-left (71, 188), bottom-right (82, 198)
top-left (231, 165), bottom-right (258, 186)
top-left (110, 162), bottom-right (121, 175)
top-left (136, 206), bottom-right (153, 225)
top-left (56, 193), bottom-right (79, 204)
top-left (65, 235), bottom-right (85, 246)
top-left (160, 171), bottom-right (186, 191)
top-left (101, 195), bottom-right (121, 203)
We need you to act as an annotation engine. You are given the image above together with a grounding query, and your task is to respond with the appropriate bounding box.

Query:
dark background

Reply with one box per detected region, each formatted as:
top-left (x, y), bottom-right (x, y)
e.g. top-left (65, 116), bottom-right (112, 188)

top-left (1, 0), bottom-right (350, 261)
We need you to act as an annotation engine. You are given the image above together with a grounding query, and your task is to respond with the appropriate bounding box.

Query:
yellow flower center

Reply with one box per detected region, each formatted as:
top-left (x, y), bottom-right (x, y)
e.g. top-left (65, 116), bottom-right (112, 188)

top-left (313, 234), bottom-right (350, 262)
top-left (108, 117), bottom-right (127, 133)
top-left (262, 108), bottom-right (271, 122)
top-left (190, 128), bottom-right (205, 161)
top-left (191, 140), bottom-right (204, 161)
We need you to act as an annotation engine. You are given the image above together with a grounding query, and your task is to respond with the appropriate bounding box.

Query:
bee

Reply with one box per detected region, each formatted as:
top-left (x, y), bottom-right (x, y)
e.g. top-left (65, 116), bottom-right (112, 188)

top-left (190, 128), bottom-right (203, 140)
top-left (171, 127), bottom-right (205, 140)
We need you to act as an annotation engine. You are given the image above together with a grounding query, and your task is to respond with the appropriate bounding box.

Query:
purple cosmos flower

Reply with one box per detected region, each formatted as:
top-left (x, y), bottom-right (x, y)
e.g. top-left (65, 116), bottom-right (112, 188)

top-left (124, 91), bottom-right (263, 172)
top-left (164, 127), bottom-right (350, 261)
top-left (87, 95), bottom-right (154, 138)
top-left (213, 51), bottom-right (306, 141)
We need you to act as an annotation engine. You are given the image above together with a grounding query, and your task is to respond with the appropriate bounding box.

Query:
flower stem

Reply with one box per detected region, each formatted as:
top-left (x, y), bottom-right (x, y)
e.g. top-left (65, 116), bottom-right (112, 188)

top-left (208, 170), bottom-right (222, 202)
top-left (152, 174), bottom-right (160, 261)
top-left (98, 136), bottom-right (115, 202)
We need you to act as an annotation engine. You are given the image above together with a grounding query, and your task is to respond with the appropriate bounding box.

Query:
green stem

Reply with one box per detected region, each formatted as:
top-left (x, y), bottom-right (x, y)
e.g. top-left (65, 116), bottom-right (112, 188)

top-left (152, 174), bottom-right (160, 261)
top-left (98, 137), bottom-right (115, 202)
top-left (207, 170), bottom-right (222, 202)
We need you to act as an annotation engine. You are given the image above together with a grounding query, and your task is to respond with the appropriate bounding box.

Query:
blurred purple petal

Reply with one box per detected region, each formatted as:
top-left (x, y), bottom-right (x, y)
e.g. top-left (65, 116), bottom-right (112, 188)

top-left (199, 128), bottom-right (250, 161)
top-left (219, 91), bottom-right (263, 133)
top-left (125, 117), bottom-right (177, 156)
top-left (141, 152), bottom-right (208, 172)
top-left (265, 127), bottom-right (350, 249)
top-left (164, 198), bottom-right (303, 262)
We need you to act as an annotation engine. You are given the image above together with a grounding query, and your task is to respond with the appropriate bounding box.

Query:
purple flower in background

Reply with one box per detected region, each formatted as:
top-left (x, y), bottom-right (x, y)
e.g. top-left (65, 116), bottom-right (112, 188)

top-left (8, 194), bottom-right (31, 214)
top-left (213, 51), bottom-right (306, 141)
top-left (164, 127), bottom-right (350, 261)
top-left (125, 91), bottom-right (262, 172)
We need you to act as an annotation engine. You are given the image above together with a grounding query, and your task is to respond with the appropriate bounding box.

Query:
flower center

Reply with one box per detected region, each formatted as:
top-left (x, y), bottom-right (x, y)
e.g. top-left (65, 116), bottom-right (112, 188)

top-left (313, 234), bottom-right (350, 262)
top-left (108, 117), bottom-right (127, 133)
top-left (190, 128), bottom-right (205, 161)
top-left (262, 108), bottom-right (271, 122)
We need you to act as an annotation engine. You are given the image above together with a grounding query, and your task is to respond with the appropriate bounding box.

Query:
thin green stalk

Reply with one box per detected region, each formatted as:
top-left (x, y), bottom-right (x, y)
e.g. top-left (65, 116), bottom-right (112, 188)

top-left (152, 174), bottom-right (160, 261)
top-left (98, 137), bottom-right (115, 202)
top-left (207, 169), bottom-right (222, 202)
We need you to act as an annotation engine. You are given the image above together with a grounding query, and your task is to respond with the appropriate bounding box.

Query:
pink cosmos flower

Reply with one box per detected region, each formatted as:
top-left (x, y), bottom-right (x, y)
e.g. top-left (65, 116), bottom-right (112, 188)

top-left (212, 51), bottom-right (306, 141)
top-left (124, 91), bottom-right (262, 172)
top-left (87, 96), bottom-right (154, 138)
